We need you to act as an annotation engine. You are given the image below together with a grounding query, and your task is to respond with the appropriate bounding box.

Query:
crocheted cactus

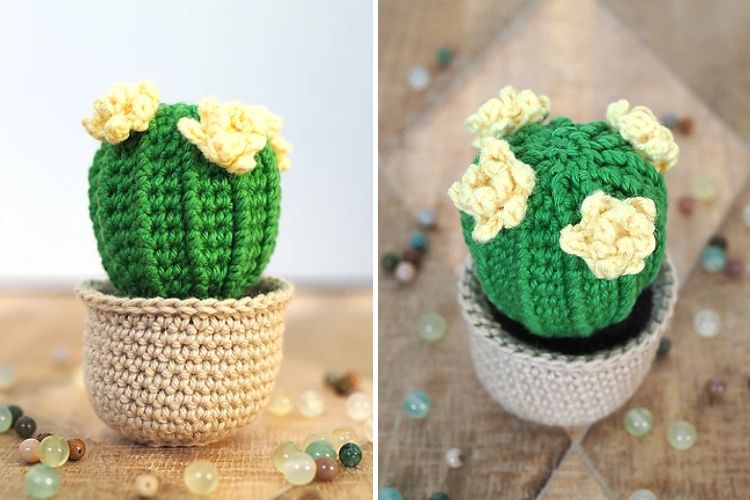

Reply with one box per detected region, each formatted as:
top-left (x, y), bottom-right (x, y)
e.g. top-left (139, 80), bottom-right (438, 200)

top-left (84, 82), bottom-right (291, 299)
top-left (449, 86), bottom-right (678, 338)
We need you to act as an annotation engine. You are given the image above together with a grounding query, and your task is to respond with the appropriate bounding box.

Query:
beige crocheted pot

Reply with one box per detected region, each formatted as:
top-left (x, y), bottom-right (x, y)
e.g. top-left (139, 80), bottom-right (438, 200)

top-left (76, 277), bottom-right (293, 447)
top-left (459, 256), bottom-right (677, 427)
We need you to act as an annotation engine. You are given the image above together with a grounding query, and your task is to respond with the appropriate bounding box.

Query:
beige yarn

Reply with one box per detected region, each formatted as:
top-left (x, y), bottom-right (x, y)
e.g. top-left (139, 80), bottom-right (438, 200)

top-left (458, 256), bottom-right (677, 427)
top-left (76, 277), bottom-right (293, 447)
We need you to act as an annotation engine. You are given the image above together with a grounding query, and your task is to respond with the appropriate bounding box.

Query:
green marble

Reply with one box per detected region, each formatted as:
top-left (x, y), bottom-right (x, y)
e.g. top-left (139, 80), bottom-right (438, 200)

top-left (25, 464), bottom-right (60, 499)
top-left (7, 404), bottom-right (23, 425)
top-left (0, 406), bottom-right (12, 433)
top-left (304, 440), bottom-right (336, 461)
top-left (39, 435), bottom-right (70, 468)
top-left (339, 442), bottom-right (362, 468)
top-left (668, 420), bottom-right (696, 450)
top-left (624, 407), bottom-right (653, 437)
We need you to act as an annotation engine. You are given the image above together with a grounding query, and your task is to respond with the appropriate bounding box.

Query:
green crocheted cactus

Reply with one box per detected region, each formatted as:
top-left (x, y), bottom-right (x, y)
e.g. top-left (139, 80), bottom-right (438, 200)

top-left (85, 83), bottom-right (289, 299)
top-left (451, 88), bottom-right (677, 338)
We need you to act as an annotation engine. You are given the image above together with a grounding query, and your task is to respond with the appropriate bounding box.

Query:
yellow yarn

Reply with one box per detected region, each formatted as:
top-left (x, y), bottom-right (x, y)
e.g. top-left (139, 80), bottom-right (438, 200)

top-left (177, 97), bottom-right (291, 175)
top-left (82, 81), bottom-right (160, 144)
top-left (466, 86), bottom-right (551, 148)
top-left (448, 137), bottom-right (536, 243)
top-left (606, 100), bottom-right (679, 173)
top-left (559, 191), bottom-right (657, 280)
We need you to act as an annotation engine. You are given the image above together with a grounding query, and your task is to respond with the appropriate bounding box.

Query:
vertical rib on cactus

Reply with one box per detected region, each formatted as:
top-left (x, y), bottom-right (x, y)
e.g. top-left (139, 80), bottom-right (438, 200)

top-left (459, 118), bottom-right (668, 338)
top-left (88, 103), bottom-right (280, 299)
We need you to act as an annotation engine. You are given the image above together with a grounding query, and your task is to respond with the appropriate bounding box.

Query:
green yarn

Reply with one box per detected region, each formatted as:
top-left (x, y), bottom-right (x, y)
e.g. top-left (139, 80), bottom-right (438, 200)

top-left (88, 103), bottom-right (280, 299)
top-left (460, 118), bottom-right (667, 338)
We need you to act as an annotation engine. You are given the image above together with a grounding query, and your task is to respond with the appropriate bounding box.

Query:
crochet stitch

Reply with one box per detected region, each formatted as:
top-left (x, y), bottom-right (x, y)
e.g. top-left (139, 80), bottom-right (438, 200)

top-left (453, 112), bottom-right (670, 338)
top-left (88, 101), bottom-right (283, 299)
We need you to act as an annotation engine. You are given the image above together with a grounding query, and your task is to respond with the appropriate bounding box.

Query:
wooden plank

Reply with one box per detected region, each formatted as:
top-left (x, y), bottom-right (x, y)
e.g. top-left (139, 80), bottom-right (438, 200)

top-left (582, 186), bottom-right (750, 498)
top-left (0, 288), bottom-right (372, 499)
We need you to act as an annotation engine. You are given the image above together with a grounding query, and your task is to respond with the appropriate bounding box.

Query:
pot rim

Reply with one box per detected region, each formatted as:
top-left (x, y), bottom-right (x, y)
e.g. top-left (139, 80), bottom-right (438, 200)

top-left (459, 254), bottom-right (677, 369)
top-left (76, 276), bottom-right (294, 317)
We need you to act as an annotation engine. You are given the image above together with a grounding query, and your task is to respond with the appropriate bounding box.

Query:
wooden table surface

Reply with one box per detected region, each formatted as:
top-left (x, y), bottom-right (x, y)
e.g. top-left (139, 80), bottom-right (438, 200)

top-left (0, 287), bottom-right (373, 500)
top-left (379, 0), bottom-right (750, 498)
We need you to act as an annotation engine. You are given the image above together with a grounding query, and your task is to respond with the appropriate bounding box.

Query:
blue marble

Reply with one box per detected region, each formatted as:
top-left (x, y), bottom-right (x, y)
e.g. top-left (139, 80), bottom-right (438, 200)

top-left (700, 245), bottom-right (726, 273)
top-left (379, 487), bottom-right (404, 500)
top-left (404, 389), bottom-right (432, 419)
top-left (410, 232), bottom-right (429, 251)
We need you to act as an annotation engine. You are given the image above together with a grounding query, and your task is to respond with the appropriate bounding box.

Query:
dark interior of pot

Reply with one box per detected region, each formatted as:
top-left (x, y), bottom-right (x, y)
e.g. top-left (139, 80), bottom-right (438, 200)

top-left (489, 287), bottom-right (654, 356)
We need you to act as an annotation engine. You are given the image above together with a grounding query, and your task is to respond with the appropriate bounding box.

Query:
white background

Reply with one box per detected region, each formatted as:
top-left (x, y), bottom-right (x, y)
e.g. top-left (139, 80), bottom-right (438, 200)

top-left (0, 0), bottom-right (373, 287)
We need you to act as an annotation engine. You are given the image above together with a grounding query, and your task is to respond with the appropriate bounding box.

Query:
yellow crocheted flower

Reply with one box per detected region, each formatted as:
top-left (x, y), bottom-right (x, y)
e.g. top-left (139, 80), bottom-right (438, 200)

top-left (82, 81), bottom-right (160, 144)
top-left (448, 137), bottom-right (536, 243)
top-left (177, 97), bottom-right (291, 175)
top-left (559, 191), bottom-right (657, 280)
top-left (466, 86), bottom-right (551, 148)
top-left (607, 99), bottom-right (679, 173)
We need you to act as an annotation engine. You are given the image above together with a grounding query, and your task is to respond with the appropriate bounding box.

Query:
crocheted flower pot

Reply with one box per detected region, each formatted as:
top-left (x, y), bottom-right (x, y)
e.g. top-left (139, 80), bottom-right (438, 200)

top-left (458, 256), bottom-right (677, 427)
top-left (76, 276), bottom-right (293, 446)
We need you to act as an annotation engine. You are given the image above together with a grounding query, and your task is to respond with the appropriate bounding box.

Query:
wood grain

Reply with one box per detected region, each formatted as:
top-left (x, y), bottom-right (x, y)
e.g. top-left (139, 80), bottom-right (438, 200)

top-left (603, 0), bottom-right (750, 143)
top-left (0, 288), bottom-right (372, 500)
top-left (378, 0), bottom-right (531, 153)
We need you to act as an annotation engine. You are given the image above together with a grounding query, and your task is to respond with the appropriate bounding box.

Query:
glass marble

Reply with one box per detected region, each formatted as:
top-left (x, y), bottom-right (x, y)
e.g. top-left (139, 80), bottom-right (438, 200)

top-left (418, 312), bottom-right (446, 342)
top-left (304, 440), bottom-right (337, 461)
top-left (667, 420), bottom-right (696, 450)
top-left (67, 438), bottom-right (86, 461)
top-left (346, 392), bottom-right (372, 421)
top-left (725, 258), bottom-right (743, 278)
top-left (629, 490), bottom-right (657, 500)
top-left (660, 112), bottom-right (678, 129)
top-left (272, 441), bottom-right (300, 473)
top-left (267, 391), bottom-right (293, 417)
top-left (330, 426), bottom-right (359, 449)
top-left (410, 232), bottom-right (429, 250)
top-left (302, 432), bottom-right (330, 450)
top-left (436, 47), bottom-right (455, 67)
top-left (315, 457), bottom-right (339, 481)
top-left (435, 47), bottom-right (454, 67)
top-left (25, 464), bottom-right (59, 500)
top-left (15, 416), bottom-right (36, 439)
top-left (135, 474), bottom-right (159, 498)
top-left (39, 435), bottom-right (70, 468)
top-left (624, 407), bottom-right (653, 437)
top-left (430, 494), bottom-right (450, 500)
top-left (282, 452), bottom-right (316, 486)
top-left (382, 251), bottom-right (399, 272)
top-left (693, 177), bottom-right (717, 202)
top-left (677, 196), bottom-right (694, 215)
top-left (404, 389), bottom-right (431, 419)
top-left (407, 66), bottom-right (430, 90)
top-left (743, 203), bottom-right (750, 228)
top-left (184, 460), bottom-right (220, 495)
top-left (8, 404), bottom-right (22, 425)
top-left (418, 208), bottom-right (437, 229)
top-left (0, 406), bottom-right (12, 433)
top-left (298, 390), bottom-right (325, 418)
top-left (445, 448), bottom-right (464, 468)
top-left (694, 309), bottom-right (720, 338)
top-left (19, 438), bottom-right (40, 464)
top-left (0, 364), bottom-right (14, 390)
top-left (705, 377), bottom-right (726, 402)
top-left (379, 487), bottom-right (404, 500)
top-left (339, 442), bottom-right (362, 467)
top-left (700, 246), bottom-right (726, 273)
top-left (394, 261), bottom-right (416, 283)
top-left (656, 338), bottom-right (671, 359)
